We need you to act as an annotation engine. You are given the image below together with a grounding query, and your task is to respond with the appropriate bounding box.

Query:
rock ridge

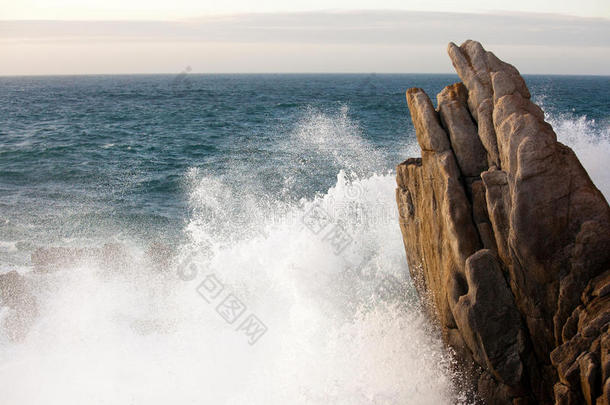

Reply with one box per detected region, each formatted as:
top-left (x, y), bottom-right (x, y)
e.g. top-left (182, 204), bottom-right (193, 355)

top-left (396, 40), bottom-right (610, 404)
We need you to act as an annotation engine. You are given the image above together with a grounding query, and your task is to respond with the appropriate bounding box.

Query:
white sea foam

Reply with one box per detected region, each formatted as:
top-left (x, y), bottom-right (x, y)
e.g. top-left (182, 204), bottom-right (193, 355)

top-left (546, 113), bottom-right (610, 199)
top-left (0, 240), bottom-right (18, 253)
top-left (3, 104), bottom-right (608, 405)
top-left (0, 173), bottom-right (464, 404)
top-left (0, 108), bottom-right (467, 404)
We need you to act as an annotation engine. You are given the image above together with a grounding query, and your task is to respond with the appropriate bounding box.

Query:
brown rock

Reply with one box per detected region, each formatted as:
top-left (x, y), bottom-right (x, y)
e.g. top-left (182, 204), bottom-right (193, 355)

top-left (602, 333), bottom-right (610, 384)
top-left (470, 180), bottom-right (497, 251)
top-left (554, 383), bottom-right (578, 405)
top-left (481, 168), bottom-right (512, 267)
top-left (446, 40), bottom-right (529, 167)
top-left (406, 88), bottom-right (451, 152)
top-left (579, 352), bottom-right (600, 405)
top-left (601, 378), bottom-right (610, 405)
top-left (437, 83), bottom-right (488, 178)
top-left (449, 249), bottom-right (524, 386)
top-left (396, 40), bottom-right (610, 404)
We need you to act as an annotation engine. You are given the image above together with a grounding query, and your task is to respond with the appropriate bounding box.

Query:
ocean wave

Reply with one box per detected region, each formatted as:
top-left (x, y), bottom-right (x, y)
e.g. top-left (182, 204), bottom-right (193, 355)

top-left (5, 102), bottom-right (607, 405)
top-left (0, 109), bottom-right (465, 404)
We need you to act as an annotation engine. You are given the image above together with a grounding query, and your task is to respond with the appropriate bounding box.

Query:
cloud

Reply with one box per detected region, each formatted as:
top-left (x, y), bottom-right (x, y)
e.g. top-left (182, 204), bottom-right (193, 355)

top-left (0, 11), bottom-right (608, 74)
top-left (1, 11), bottom-right (609, 47)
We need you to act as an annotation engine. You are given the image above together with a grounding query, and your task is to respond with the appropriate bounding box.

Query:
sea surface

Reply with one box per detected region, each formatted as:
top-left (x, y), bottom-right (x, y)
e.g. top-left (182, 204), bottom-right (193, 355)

top-left (0, 74), bottom-right (609, 404)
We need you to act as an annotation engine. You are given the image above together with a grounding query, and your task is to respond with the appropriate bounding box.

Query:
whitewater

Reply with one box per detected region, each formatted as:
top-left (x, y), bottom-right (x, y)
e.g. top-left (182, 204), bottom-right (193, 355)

top-left (0, 76), bottom-right (609, 404)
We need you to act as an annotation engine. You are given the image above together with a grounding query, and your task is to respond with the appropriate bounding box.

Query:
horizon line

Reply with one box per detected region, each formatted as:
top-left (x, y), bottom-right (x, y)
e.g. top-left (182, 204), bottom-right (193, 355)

top-left (1, 72), bottom-right (609, 78)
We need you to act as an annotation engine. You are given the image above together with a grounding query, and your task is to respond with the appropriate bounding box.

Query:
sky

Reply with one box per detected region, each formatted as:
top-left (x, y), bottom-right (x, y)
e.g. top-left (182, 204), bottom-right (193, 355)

top-left (1, 0), bottom-right (609, 75)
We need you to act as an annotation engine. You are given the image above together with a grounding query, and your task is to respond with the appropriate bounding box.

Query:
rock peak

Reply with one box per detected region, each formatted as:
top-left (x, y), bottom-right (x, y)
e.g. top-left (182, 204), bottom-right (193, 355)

top-left (396, 40), bottom-right (610, 404)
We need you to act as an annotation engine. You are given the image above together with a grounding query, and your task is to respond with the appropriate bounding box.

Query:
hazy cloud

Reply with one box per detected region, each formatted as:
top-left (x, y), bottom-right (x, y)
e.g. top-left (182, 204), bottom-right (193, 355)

top-left (1, 11), bottom-right (609, 74)
top-left (2, 11), bottom-right (609, 46)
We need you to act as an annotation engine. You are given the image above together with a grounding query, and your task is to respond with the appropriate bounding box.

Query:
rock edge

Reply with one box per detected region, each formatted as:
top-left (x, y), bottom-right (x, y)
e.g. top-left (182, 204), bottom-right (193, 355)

top-left (396, 40), bottom-right (610, 404)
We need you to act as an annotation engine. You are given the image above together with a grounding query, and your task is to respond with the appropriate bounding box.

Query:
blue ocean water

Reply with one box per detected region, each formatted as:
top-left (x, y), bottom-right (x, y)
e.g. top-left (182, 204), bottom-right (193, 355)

top-left (1, 74), bottom-right (608, 263)
top-left (0, 74), bottom-right (609, 404)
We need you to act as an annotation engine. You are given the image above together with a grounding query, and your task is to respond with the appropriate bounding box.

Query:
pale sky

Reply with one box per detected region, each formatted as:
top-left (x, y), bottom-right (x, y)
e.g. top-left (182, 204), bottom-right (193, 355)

top-left (1, 0), bottom-right (609, 75)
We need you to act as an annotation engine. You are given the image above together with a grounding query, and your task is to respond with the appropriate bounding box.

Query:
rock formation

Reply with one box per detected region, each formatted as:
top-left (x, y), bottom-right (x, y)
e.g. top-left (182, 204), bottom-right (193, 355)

top-left (396, 40), bottom-right (610, 404)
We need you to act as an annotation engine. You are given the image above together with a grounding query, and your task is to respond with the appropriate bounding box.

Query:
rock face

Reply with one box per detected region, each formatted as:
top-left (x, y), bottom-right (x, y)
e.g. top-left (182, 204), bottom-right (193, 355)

top-left (396, 40), bottom-right (610, 404)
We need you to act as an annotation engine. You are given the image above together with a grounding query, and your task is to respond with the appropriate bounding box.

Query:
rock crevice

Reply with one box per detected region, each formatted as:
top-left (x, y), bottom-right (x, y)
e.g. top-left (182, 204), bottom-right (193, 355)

top-left (396, 40), bottom-right (610, 404)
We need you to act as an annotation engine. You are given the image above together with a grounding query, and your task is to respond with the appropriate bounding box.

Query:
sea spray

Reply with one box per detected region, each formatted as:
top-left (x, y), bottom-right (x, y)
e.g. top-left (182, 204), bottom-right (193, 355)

top-left (0, 106), bottom-right (465, 404)
top-left (548, 114), bottom-right (610, 197)
top-left (1, 77), bottom-right (608, 404)
top-left (0, 172), bottom-right (464, 404)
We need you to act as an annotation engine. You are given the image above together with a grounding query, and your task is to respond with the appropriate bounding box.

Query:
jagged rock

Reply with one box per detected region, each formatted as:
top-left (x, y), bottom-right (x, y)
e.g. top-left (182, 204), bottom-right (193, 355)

top-left (554, 382), bottom-right (579, 405)
top-left (579, 352), bottom-right (600, 405)
top-left (396, 40), bottom-right (610, 404)
top-left (601, 378), bottom-right (610, 405)
top-left (469, 180), bottom-right (496, 251)
top-left (602, 333), bottom-right (610, 384)
top-left (397, 88), bottom-right (481, 333)
top-left (551, 271), bottom-right (610, 404)
top-left (449, 249), bottom-right (525, 387)
top-left (437, 83), bottom-right (488, 178)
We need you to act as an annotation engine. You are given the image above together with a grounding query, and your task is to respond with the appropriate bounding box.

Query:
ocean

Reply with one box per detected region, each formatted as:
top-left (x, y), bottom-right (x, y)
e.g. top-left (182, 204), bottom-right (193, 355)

top-left (0, 74), bottom-right (609, 404)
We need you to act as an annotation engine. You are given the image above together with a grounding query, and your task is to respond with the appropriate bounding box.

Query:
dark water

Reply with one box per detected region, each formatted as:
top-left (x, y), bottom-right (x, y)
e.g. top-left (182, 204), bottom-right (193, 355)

top-left (0, 74), bottom-right (609, 266)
